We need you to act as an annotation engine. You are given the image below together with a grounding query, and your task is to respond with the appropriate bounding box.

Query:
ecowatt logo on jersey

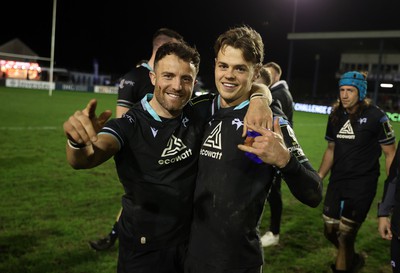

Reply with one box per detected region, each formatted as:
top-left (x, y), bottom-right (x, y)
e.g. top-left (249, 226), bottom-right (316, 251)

top-left (158, 135), bottom-right (192, 165)
top-left (200, 122), bottom-right (223, 160)
top-left (337, 120), bottom-right (355, 139)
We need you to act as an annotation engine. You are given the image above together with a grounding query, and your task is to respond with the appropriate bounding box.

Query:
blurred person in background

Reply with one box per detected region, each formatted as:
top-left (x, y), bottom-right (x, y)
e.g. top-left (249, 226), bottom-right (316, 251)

top-left (318, 71), bottom-right (396, 273)
top-left (116, 28), bottom-right (185, 117)
top-left (263, 62), bottom-right (293, 126)
top-left (377, 139), bottom-right (400, 273)
top-left (257, 62), bottom-right (294, 248)
top-left (255, 64), bottom-right (272, 87)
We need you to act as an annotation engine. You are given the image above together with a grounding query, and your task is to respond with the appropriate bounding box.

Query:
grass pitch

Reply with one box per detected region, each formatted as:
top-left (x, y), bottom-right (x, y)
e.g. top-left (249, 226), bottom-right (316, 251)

top-left (0, 86), bottom-right (397, 273)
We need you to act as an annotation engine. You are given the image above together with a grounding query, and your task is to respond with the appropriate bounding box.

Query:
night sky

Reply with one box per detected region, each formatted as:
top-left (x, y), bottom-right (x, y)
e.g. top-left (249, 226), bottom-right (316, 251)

top-left (2, 0), bottom-right (400, 91)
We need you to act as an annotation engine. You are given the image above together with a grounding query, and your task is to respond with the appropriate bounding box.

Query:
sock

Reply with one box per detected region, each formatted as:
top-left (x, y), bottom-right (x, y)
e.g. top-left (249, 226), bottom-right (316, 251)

top-left (110, 221), bottom-right (118, 238)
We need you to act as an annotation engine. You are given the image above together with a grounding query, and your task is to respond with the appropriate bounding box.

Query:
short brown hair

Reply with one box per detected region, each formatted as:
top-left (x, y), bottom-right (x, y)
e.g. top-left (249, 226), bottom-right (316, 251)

top-left (258, 66), bottom-right (272, 86)
top-left (214, 25), bottom-right (264, 66)
top-left (264, 62), bottom-right (282, 78)
top-left (152, 28), bottom-right (184, 46)
top-left (154, 42), bottom-right (200, 74)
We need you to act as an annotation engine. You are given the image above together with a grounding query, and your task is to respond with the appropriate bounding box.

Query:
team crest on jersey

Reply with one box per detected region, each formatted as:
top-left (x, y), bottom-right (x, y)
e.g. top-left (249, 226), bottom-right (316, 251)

top-left (337, 120), bottom-right (355, 139)
top-left (232, 118), bottom-right (243, 130)
top-left (200, 121), bottom-right (223, 160)
top-left (161, 135), bottom-right (187, 156)
top-left (358, 117), bottom-right (367, 124)
top-left (203, 122), bottom-right (222, 149)
top-left (158, 135), bottom-right (192, 165)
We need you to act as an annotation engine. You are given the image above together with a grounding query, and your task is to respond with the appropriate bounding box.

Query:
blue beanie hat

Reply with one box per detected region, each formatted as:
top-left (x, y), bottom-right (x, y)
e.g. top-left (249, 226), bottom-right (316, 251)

top-left (339, 71), bottom-right (367, 101)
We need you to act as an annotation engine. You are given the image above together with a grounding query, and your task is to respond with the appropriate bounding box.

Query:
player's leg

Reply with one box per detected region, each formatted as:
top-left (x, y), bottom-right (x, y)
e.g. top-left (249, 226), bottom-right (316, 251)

top-left (261, 175), bottom-right (282, 247)
top-left (334, 190), bottom-right (373, 272)
top-left (89, 207), bottom-right (122, 251)
top-left (269, 175), bottom-right (282, 236)
top-left (335, 217), bottom-right (361, 271)
top-left (322, 184), bottom-right (342, 272)
top-left (322, 214), bottom-right (340, 248)
top-left (119, 242), bottom-right (187, 273)
top-left (322, 183), bottom-right (341, 249)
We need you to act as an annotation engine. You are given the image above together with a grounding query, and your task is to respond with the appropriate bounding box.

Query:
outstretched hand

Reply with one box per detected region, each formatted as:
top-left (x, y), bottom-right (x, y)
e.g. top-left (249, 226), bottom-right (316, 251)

top-left (63, 99), bottom-right (112, 146)
top-left (238, 118), bottom-right (290, 168)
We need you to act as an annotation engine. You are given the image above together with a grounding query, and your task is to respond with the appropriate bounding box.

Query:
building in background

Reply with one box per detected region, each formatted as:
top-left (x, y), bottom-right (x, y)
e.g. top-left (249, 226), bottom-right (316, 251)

top-left (0, 38), bottom-right (112, 87)
top-left (287, 30), bottom-right (400, 110)
top-left (339, 52), bottom-right (400, 111)
top-left (0, 59), bottom-right (42, 80)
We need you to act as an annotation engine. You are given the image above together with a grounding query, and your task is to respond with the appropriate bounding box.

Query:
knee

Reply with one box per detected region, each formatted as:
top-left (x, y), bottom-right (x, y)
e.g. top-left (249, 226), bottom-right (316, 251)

top-left (337, 217), bottom-right (360, 245)
top-left (323, 215), bottom-right (339, 240)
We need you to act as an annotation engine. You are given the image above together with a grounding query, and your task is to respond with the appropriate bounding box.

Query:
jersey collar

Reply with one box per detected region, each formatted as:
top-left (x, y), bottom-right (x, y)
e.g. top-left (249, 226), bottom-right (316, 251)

top-left (141, 94), bottom-right (162, 121)
top-left (216, 94), bottom-right (249, 110)
top-left (140, 62), bottom-right (153, 71)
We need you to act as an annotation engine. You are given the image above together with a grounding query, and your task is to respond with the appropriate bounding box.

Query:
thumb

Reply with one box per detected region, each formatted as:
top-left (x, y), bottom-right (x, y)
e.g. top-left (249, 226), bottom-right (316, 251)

top-left (98, 110), bottom-right (113, 127)
top-left (273, 117), bottom-right (283, 136)
top-left (242, 116), bottom-right (248, 137)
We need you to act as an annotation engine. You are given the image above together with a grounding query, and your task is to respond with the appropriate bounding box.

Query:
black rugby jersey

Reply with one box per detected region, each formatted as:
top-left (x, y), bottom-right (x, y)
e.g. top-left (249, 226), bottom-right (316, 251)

top-left (325, 105), bottom-right (395, 184)
top-left (270, 80), bottom-right (294, 126)
top-left (378, 140), bottom-right (400, 237)
top-left (188, 96), bottom-right (322, 269)
top-left (100, 94), bottom-right (211, 251)
top-left (117, 63), bottom-right (153, 108)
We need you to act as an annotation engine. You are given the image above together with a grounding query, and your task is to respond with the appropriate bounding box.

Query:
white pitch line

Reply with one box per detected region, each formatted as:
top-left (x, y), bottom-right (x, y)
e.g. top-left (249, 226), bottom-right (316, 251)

top-left (294, 123), bottom-right (326, 126)
top-left (0, 126), bottom-right (59, 130)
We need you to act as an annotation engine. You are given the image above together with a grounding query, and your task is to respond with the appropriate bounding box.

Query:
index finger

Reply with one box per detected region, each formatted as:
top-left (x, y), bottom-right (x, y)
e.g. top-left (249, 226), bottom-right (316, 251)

top-left (78, 99), bottom-right (99, 143)
top-left (82, 99), bottom-right (97, 118)
top-left (242, 116), bottom-right (249, 137)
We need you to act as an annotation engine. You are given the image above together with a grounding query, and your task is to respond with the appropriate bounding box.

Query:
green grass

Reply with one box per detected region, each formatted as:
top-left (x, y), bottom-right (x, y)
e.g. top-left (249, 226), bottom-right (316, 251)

top-left (0, 86), bottom-right (397, 273)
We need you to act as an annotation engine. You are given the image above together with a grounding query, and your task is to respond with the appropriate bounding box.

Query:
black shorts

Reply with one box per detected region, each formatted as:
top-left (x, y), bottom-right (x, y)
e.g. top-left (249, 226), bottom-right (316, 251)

top-left (184, 253), bottom-right (262, 273)
top-left (323, 180), bottom-right (376, 223)
top-left (118, 242), bottom-right (187, 273)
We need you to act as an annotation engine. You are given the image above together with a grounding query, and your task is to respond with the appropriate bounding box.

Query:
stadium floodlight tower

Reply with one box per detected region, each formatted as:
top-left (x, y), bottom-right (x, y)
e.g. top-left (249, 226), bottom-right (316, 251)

top-left (49, 0), bottom-right (57, 96)
top-left (286, 0), bottom-right (298, 86)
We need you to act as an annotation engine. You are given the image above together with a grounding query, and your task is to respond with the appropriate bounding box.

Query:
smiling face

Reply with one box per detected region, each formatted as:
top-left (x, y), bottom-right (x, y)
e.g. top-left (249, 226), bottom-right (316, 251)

top-left (339, 85), bottom-right (359, 113)
top-left (149, 54), bottom-right (197, 118)
top-left (214, 45), bottom-right (259, 108)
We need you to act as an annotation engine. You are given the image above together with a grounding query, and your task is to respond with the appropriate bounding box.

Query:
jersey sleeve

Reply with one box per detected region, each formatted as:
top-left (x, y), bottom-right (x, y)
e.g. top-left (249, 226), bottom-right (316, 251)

top-left (277, 117), bottom-right (323, 208)
top-left (117, 71), bottom-right (137, 109)
top-left (324, 116), bottom-right (335, 142)
top-left (117, 67), bottom-right (152, 108)
top-left (99, 114), bottom-right (136, 150)
top-left (187, 93), bottom-right (215, 122)
top-left (377, 112), bottom-right (395, 145)
top-left (378, 142), bottom-right (400, 216)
